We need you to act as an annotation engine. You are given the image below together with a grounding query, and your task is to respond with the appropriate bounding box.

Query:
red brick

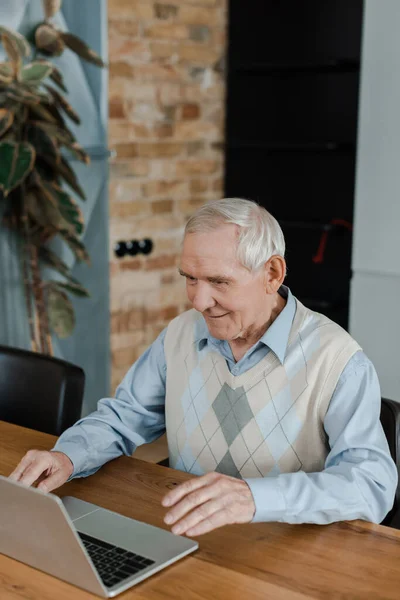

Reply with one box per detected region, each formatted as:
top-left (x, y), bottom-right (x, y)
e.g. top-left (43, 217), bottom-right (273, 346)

top-left (142, 179), bottom-right (186, 197)
top-left (179, 44), bottom-right (218, 64)
top-left (109, 201), bottom-right (149, 218)
top-left (109, 61), bottom-right (135, 78)
top-left (190, 179), bottom-right (208, 193)
top-left (109, 98), bottom-right (126, 119)
top-left (154, 3), bottom-right (179, 19)
top-left (145, 304), bottom-right (179, 324)
top-left (144, 23), bottom-right (188, 40)
top-left (108, 20), bottom-right (139, 37)
top-left (120, 259), bottom-right (142, 271)
top-left (145, 254), bottom-right (178, 270)
top-left (108, 0), bottom-right (153, 19)
top-left (180, 103), bottom-right (200, 119)
top-left (176, 159), bottom-right (219, 176)
top-left (154, 123), bottom-right (174, 138)
top-left (151, 199), bottom-right (174, 214)
top-left (136, 142), bottom-right (185, 158)
top-left (109, 160), bottom-right (149, 178)
top-left (178, 6), bottom-right (219, 26)
top-left (178, 197), bottom-right (208, 213)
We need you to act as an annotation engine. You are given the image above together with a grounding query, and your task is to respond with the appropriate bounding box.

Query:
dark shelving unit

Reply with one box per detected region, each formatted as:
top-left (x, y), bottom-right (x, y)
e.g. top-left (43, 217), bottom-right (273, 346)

top-left (224, 0), bottom-right (364, 329)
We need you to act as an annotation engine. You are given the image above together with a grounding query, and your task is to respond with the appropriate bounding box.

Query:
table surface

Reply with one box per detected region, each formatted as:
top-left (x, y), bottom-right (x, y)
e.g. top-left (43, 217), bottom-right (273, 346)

top-left (1, 420), bottom-right (400, 600)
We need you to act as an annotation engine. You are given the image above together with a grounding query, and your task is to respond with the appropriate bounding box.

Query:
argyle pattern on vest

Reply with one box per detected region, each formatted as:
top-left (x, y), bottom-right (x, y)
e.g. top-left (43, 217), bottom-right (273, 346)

top-left (164, 300), bottom-right (360, 478)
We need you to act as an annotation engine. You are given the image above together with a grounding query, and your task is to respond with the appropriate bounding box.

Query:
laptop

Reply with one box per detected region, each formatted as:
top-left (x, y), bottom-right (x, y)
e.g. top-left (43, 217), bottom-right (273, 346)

top-left (0, 475), bottom-right (198, 597)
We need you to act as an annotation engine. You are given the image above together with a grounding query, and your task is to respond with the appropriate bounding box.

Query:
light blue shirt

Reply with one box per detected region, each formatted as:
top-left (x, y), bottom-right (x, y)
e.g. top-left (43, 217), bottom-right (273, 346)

top-left (54, 288), bottom-right (397, 525)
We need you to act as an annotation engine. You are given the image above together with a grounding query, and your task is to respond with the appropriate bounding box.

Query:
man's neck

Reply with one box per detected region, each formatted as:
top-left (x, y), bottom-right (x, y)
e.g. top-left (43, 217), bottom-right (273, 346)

top-left (229, 293), bottom-right (287, 363)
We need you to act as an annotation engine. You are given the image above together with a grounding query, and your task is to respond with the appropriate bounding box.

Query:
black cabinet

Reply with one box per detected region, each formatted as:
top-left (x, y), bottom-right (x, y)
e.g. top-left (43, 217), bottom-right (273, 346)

top-left (225, 0), bottom-right (364, 329)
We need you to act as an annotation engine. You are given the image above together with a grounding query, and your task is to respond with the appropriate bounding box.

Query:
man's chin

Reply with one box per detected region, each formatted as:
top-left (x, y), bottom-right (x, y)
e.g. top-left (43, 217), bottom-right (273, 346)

top-left (206, 322), bottom-right (237, 341)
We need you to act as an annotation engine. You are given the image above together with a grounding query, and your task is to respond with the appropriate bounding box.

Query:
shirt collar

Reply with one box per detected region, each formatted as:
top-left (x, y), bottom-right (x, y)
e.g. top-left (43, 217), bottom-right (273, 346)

top-left (195, 285), bottom-right (296, 364)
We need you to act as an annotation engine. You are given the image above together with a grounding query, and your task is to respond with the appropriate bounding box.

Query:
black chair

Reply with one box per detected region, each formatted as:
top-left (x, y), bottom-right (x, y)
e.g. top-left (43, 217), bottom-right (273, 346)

top-left (0, 345), bottom-right (85, 436)
top-left (380, 398), bottom-right (400, 528)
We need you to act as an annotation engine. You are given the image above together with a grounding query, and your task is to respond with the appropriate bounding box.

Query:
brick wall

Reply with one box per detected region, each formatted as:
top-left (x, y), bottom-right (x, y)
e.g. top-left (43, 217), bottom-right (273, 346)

top-left (108, 0), bottom-right (227, 390)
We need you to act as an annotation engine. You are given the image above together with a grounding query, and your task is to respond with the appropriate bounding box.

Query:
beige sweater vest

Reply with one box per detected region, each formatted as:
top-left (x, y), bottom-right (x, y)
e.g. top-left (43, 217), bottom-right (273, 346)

top-left (164, 299), bottom-right (361, 478)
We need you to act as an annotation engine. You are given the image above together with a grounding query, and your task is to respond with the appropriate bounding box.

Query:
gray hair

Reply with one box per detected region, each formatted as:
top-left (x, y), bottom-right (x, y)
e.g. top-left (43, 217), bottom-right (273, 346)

top-left (184, 198), bottom-right (285, 272)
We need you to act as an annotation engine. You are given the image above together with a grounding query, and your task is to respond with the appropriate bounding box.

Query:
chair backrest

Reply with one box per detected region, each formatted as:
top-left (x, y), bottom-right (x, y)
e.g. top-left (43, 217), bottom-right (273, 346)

top-left (0, 345), bottom-right (85, 436)
top-left (380, 398), bottom-right (400, 526)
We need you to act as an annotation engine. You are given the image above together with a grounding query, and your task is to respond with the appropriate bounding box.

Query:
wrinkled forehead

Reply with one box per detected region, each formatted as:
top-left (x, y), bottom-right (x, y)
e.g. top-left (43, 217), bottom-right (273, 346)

top-left (181, 226), bottom-right (239, 260)
top-left (179, 234), bottom-right (255, 283)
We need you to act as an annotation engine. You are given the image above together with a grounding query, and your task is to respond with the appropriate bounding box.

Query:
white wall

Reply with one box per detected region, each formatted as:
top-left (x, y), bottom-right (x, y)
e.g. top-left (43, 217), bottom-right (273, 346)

top-left (350, 0), bottom-right (400, 400)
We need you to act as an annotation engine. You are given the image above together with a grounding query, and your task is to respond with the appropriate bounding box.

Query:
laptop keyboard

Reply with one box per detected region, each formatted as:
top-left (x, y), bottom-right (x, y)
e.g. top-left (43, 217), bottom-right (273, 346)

top-left (78, 531), bottom-right (155, 589)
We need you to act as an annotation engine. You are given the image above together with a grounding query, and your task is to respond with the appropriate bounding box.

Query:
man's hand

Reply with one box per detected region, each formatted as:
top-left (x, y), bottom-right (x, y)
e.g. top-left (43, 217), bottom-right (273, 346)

top-left (8, 450), bottom-right (73, 492)
top-left (161, 472), bottom-right (256, 537)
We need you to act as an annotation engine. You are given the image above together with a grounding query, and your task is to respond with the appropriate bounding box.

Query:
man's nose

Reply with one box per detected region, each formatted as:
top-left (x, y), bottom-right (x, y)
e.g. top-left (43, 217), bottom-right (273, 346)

top-left (190, 283), bottom-right (216, 313)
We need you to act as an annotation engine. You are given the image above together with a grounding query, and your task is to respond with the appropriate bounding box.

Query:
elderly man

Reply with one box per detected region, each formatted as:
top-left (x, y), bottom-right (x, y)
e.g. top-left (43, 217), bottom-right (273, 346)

top-left (10, 198), bottom-right (397, 536)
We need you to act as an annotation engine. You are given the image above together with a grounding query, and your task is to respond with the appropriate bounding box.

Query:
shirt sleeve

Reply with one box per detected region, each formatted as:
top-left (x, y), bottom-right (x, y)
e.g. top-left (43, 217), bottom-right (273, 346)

top-left (52, 328), bottom-right (167, 478)
top-left (245, 351), bottom-right (398, 525)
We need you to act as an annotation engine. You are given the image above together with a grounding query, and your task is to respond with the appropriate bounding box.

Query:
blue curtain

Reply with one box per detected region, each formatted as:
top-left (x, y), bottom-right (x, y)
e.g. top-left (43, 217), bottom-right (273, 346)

top-left (0, 0), bottom-right (110, 415)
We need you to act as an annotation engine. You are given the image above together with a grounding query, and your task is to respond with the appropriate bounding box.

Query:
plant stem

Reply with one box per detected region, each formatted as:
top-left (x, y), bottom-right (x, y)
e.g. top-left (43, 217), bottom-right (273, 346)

top-left (21, 198), bottom-right (37, 352)
top-left (30, 244), bottom-right (49, 355)
top-left (42, 284), bottom-right (54, 356)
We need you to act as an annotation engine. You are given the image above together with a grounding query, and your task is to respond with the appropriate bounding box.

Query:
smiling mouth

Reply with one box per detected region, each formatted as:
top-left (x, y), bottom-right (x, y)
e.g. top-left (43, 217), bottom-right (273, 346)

top-left (207, 313), bottom-right (229, 319)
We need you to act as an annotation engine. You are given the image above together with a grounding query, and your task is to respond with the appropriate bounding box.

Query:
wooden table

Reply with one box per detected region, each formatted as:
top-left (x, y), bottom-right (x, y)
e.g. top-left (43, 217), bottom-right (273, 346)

top-left (1, 421), bottom-right (400, 600)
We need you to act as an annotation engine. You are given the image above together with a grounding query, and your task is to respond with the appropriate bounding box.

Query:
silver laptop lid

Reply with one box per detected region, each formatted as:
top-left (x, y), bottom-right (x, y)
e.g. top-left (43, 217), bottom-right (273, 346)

top-left (0, 475), bottom-right (106, 597)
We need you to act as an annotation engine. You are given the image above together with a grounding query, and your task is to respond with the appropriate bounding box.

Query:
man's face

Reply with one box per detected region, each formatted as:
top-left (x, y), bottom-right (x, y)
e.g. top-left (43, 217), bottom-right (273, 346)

top-left (179, 225), bottom-right (272, 341)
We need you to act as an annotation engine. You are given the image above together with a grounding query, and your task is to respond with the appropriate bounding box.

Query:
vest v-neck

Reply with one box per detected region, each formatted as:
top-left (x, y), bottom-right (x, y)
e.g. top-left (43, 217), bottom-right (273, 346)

top-left (212, 347), bottom-right (280, 390)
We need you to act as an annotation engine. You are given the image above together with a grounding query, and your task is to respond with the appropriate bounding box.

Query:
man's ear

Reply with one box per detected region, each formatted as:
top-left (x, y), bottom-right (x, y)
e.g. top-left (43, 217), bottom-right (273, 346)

top-left (264, 256), bottom-right (286, 294)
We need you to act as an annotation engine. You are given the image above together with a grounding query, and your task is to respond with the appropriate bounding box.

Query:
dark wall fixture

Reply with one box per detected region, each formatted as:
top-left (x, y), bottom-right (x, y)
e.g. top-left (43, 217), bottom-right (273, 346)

top-left (114, 239), bottom-right (154, 258)
top-left (224, 0), bottom-right (364, 329)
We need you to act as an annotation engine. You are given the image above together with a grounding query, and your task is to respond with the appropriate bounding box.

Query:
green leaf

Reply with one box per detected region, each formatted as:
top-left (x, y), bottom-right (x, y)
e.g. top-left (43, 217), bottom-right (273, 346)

top-left (45, 85), bottom-right (80, 124)
top-left (54, 280), bottom-right (90, 298)
top-left (0, 108), bottom-right (14, 137)
top-left (0, 62), bottom-right (13, 84)
top-left (1, 34), bottom-right (21, 69)
top-left (40, 245), bottom-right (71, 277)
top-left (0, 26), bottom-right (31, 58)
top-left (45, 102), bottom-right (68, 128)
top-left (53, 156), bottom-right (86, 200)
top-left (29, 120), bottom-right (75, 145)
top-left (35, 157), bottom-right (60, 184)
top-left (47, 286), bottom-right (75, 338)
top-left (38, 152), bottom-right (85, 199)
top-left (26, 122), bottom-right (59, 163)
top-left (59, 228), bottom-right (90, 264)
top-left (34, 23), bottom-right (64, 56)
top-left (5, 86), bottom-right (44, 105)
top-left (43, 181), bottom-right (84, 235)
top-left (25, 186), bottom-right (63, 230)
top-left (21, 61), bottom-right (53, 85)
top-left (41, 249), bottom-right (86, 292)
top-left (27, 102), bottom-right (59, 123)
top-left (60, 32), bottom-right (105, 68)
top-left (0, 141), bottom-right (35, 196)
top-left (63, 141), bottom-right (90, 164)
top-left (49, 65), bottom-right (67, 93)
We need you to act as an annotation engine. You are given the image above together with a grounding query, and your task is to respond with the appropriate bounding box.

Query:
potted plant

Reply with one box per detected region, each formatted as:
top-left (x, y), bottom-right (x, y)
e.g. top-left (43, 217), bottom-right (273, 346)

top-left (0, 0), bottom-right (105, 354)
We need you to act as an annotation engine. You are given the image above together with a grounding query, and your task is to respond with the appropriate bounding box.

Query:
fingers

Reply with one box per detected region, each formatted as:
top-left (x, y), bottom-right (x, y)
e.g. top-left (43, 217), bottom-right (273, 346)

top-left (9, 450), bottom-right (54, 488)
top-left (162, 472), bottom-right (219, 508)
top-left (37, 469), bottom-right (68, 492)
top-left (185, 508), bottom-right (231, 537)
top-left (169, 497), bottom-right (227, 535)
top-left (164, 479), bottom-right (220, 526)
top-left (162, 473), bottom-right (256, 537)
top-left (8, 452), bottom-right (36, 481)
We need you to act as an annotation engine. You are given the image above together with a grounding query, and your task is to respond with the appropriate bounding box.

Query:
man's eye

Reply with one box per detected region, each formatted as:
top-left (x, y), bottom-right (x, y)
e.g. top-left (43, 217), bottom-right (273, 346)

top-left (214, 280), bottom-right (227, 286)
top-left (186, 276), bottom-right (197, 282)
